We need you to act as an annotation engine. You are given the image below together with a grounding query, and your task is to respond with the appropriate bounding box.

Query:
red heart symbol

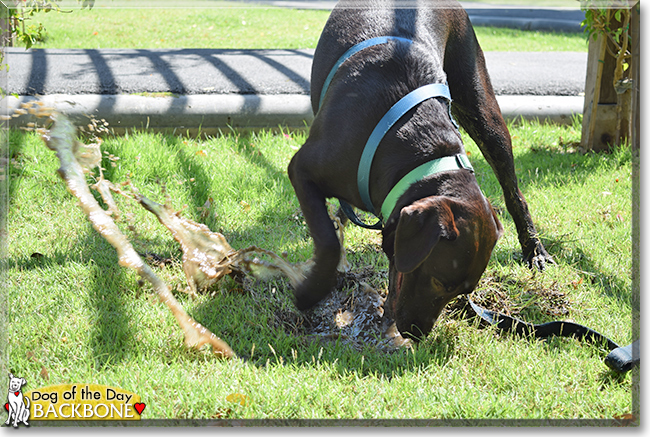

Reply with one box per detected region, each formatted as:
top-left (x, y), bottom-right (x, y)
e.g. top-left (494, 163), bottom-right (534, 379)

top-left (134, 402), bottom-right (146, 415)
top-left (14, 392), bottom-right (19, 396)
top-left (4, 403), bottom-right (8, 411)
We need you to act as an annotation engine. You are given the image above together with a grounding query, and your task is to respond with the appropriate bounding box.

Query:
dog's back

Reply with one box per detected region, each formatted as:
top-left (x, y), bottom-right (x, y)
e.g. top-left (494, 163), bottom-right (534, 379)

top-left (311, 0), bottom-right (470, 112)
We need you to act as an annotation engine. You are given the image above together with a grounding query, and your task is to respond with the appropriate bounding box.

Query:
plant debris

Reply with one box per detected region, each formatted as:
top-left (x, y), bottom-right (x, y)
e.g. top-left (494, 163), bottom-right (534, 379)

top-left (33, 109), bottom-right (378, 357)
top-left (41, 111), bottom-right (235, 358)
top-left (301, 277), bottom-right (412, 351)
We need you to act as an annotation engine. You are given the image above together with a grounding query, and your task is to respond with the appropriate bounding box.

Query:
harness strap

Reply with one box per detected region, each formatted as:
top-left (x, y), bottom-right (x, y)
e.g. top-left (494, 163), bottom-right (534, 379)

top-left (358, 83), bottom-right (454, 216)
top-left (317, 36), bottom-right (414, 111)
top-left (318, 36), bottom-right (466, 228)
top-left (338, 199), bottom-right (383, 230)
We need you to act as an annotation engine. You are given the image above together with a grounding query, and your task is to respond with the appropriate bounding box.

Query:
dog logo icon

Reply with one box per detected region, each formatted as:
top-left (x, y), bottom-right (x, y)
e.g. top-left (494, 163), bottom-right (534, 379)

top-left (4, 373), bottom-right (31, 428)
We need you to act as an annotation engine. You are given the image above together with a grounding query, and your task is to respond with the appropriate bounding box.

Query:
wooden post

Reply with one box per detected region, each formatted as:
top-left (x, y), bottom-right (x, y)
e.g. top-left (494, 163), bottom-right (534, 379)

top-left (581, 32), bottom-right (612, 151)
top-left (581, 4), bottom-right (637, 152)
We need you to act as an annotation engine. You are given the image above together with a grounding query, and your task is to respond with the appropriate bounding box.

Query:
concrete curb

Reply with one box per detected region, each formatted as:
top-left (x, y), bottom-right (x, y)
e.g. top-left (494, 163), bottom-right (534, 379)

top-left (496, 95), bottom-right (583, 125)
top-left (4, 94), bottom-right (583, 135)
top-left (4, 94), bottom-right (314, 134)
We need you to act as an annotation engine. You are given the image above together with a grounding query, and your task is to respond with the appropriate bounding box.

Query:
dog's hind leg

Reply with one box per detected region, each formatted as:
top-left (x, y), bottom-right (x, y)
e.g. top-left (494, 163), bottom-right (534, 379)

top-left (444, 15), bottom-right (553, 270)
top-left (288, 155), bottom-right (341, 310)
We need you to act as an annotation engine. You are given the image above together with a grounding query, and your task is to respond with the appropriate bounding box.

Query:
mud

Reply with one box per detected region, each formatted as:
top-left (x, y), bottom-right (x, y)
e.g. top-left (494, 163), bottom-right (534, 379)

top-left (300, 277), bottom-right (412, 351)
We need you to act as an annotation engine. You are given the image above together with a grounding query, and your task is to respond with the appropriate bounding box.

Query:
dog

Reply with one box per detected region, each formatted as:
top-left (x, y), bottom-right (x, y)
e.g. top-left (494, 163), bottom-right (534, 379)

top-left (287, 0), bottom-right (553, 339)
top-left (5, 373), bottom-right (30, 428)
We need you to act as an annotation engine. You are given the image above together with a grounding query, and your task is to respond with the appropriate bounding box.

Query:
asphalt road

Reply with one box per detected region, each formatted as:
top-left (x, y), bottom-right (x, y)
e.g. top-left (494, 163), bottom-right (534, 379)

top-left (4, 48), bottom-right (587, 97)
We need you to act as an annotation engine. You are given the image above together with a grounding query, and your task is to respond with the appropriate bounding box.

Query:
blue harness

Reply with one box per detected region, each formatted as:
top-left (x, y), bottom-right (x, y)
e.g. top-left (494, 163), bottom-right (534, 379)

top-left (317, 36), bottom-right (473, 229)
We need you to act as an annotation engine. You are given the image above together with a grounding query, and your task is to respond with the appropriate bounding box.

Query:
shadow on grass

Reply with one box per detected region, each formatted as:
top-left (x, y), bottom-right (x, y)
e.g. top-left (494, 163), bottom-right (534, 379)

top-left (471, 143), bottom-right (630, 202)
top-left (8, 224), bottom-right (185, 372)
top-left (469, 136), bottom-right (631, 299)
top-left (225, 131), bottom-right (299, 225)
top-left (5, 131), bottom-right (135, 371)
top-left (5, 130), bottom-right (33, 213)
top-left (543, 234), bottom-right (631, 307)
top-left (100, 131), bottom-right (300, 240)
top-left (12, 225), bottom-right (139, 371)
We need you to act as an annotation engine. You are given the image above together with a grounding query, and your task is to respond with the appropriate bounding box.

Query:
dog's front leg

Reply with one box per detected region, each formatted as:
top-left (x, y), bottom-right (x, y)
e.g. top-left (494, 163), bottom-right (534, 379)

top-left (457, 104), bottom-right (553, 270)
top-left (288, 170), bottom-right (341, 310)
top-left (446, 25), bottom-right (553, 270)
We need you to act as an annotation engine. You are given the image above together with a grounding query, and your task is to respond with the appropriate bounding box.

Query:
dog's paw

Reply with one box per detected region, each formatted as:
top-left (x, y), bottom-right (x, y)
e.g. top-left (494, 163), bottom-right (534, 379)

top-left (524, 244), bottom-right (555, 271)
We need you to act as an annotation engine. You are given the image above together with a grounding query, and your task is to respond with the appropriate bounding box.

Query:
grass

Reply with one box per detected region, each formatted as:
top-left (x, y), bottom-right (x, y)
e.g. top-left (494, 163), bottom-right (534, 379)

top-left (2, 116), bottom-right (634, 421)
top-left (22, 1), bottom-right (589, 51)
top-left (472, 26), bottom-right (586, 51)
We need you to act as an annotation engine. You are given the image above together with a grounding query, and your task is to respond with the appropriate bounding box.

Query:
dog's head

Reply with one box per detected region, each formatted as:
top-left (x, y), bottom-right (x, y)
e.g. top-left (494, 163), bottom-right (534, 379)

top-left (8, 373), bottom-right (26, 393)
top-left (382, 194), bottom-right (503, 339)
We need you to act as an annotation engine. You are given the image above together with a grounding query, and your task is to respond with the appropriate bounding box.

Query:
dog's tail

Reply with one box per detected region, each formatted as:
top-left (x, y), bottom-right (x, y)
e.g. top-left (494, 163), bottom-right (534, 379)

top-left (23, 396), bottom-right (30, 414)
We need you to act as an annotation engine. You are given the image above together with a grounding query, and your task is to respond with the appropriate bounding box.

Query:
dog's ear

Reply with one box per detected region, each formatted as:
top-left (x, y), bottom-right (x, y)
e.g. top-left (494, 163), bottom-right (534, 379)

top-left (394, 196), bottom-right (459, 273)
top-left (20, 378), bottom-right (26, 387)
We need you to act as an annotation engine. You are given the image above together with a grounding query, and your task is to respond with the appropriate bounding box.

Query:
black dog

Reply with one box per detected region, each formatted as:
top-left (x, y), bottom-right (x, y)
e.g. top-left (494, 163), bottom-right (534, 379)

top-left (288, 0), bottom-right (552, 339)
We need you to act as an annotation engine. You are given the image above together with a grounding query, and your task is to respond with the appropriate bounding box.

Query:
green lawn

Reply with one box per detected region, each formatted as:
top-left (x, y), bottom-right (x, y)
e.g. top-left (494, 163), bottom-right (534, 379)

top-left (22, 1), bottom-right (588, 51)
top-left (2, 116), bottom-right (634, 421)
